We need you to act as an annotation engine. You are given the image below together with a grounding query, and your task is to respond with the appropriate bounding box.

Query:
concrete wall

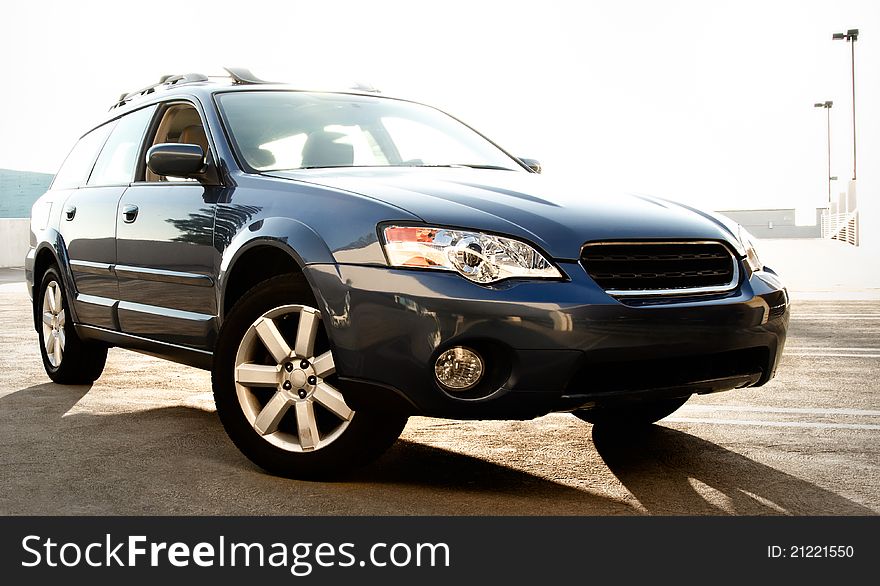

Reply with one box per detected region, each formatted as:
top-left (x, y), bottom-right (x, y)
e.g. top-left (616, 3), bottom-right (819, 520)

top-left (718, 208), bottom-right (823, 239)
top-left (0, 169), bottom-right (53, 218)
top-left (0, 219), bottom-right (30, 268)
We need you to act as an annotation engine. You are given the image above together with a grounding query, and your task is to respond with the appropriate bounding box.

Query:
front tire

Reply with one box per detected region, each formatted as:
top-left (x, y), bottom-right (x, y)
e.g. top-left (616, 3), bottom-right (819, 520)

top-left (37, 266), bottom-right (107, 384)
top-left (573, 395), bottom-right (690, 428)
top-left (212, 275), bottom-right (407, 479)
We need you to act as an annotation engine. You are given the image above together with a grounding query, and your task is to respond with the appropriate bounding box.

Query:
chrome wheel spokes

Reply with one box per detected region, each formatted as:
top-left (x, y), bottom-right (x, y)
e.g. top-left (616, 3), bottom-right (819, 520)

top-left (233, 305), bottom-right (353, 452)
top-left (42, 281), bottom-right (65, 367)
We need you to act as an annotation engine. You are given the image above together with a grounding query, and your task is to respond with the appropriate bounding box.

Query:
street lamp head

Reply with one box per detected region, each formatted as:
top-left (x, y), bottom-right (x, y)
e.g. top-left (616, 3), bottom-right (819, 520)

top-left (814, 101), bottom-right (833, 108)
top-left (833, 29), bottom-right (859, 41)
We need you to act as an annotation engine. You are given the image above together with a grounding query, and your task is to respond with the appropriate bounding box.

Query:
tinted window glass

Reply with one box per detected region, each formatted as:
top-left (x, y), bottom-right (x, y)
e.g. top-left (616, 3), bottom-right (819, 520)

top-left (88, 106), bottom-right (156, 186)
top-left (217, 91), bottom-right (522, 172)
top-left (144, 103), bottom-right (206, 182)
top-left (52, 123), bottom-right (115, 189)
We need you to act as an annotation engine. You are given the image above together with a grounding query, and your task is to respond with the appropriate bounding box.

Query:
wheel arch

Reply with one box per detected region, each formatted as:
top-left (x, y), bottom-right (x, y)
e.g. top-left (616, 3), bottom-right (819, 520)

top-left (217, 217), bottom-right (336, 321)
top-left (31, 231), bottom-right (79, 331)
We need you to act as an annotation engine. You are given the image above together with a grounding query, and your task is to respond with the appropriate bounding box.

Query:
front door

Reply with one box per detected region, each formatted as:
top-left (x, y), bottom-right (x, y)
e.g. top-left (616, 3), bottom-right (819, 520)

top-left (114, 101), bottom-right (220, 350)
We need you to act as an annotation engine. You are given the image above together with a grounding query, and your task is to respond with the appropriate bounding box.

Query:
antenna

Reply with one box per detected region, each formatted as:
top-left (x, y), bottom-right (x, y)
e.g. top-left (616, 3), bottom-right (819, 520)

top-left (223, 67), bottom-right (272, 84)
top-left (350, 81), bottom-right (381, 93)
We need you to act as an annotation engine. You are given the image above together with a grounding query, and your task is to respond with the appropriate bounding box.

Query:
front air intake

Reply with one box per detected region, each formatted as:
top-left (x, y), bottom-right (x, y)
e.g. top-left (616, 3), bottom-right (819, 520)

top-left (580, 241), bottom-right (739, 297)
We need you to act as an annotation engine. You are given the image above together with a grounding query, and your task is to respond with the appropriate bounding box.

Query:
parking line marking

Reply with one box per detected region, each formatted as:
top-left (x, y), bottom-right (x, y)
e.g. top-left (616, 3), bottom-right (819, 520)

top-left (785, 347), bottom-right (880, 352)
top-left (665, 417), bottom-right (880, 431)
top-left (681, 405), bottom-right (880, 417)
top-left (784, 353), bottom-right (880, 358)
top-left (792, 315), bottom-right (880, 320)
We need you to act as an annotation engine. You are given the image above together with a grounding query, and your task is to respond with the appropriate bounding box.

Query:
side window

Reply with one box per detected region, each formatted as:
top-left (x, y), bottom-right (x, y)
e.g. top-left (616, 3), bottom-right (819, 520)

top-left (51, 123), bottom-right (115, 190)
top-left (145, 103), bottom-right (209, 182)
top-left (88, 105), bottom-right (157, 187)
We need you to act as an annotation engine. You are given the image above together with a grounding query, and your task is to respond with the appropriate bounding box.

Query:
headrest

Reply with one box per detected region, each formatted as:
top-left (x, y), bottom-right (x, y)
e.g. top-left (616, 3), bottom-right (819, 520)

top-left (301, 132), bottom-right (353, 168)
top-left (179, 124), bottom-right (209, 154)
top-left (245, 147), bottom-right (277, 169)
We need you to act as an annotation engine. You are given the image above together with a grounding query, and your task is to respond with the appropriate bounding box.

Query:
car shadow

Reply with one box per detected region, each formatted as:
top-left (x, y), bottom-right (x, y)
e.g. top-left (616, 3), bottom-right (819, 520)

top-left (346, 439), bottom-right (635, 515)
top-left (592, 425), bottom-right (874, 515)
top-left (0, 383), bottom-right (633, 515)
top-left (0, 383), bottom-right (870, 515)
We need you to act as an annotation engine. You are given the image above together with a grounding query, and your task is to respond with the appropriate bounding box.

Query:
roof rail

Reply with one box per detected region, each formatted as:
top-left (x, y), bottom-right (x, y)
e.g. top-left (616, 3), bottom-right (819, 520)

top-left (110, 73), bottom-right (210, 110)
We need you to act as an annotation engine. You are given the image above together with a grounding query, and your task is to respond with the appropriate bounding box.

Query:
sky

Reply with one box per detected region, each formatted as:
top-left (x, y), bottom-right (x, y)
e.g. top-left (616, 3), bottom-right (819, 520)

top-left (1, 0), bottom-right (877, 219)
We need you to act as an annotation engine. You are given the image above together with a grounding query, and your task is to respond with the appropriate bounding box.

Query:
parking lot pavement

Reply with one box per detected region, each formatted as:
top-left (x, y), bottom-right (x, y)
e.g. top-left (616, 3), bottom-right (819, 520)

top-left (0, 276), bottom-right (877, 515)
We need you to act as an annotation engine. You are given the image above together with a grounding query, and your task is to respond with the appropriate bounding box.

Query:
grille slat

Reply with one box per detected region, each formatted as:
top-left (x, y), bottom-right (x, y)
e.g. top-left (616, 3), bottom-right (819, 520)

top-left (581, 241), bottom-right (737, 296)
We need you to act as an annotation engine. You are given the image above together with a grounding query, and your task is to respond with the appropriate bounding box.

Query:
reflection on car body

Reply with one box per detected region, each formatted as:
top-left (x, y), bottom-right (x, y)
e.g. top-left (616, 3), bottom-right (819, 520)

top-left (25, 68), bottom-right (789, 479)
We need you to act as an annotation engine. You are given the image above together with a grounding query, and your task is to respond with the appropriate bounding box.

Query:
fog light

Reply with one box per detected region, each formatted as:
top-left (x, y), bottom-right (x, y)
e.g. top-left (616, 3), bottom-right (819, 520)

top-left (434, 347), bottom-right (484, 391)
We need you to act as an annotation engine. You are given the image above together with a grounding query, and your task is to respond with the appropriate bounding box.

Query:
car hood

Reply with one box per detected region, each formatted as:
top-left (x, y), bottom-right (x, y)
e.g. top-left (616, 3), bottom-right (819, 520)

top-left (266, 168), bottom-right (740, 261)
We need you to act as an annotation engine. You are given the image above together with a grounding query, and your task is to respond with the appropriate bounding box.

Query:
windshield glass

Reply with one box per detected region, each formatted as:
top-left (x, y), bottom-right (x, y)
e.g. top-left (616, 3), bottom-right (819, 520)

top-left (216, 91), bottom-right (523, 172)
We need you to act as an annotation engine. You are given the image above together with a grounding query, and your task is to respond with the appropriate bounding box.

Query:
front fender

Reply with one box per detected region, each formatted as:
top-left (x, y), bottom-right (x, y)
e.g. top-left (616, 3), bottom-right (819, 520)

top-left (217, 216), bottom-right (337, 314)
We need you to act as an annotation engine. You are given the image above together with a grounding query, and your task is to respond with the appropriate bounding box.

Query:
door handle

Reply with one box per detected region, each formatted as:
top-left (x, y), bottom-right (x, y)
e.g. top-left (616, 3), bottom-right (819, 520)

top-left (122, 204), bottom-right (139, 223)
top-left (64, 205), bottom-right (76, 221)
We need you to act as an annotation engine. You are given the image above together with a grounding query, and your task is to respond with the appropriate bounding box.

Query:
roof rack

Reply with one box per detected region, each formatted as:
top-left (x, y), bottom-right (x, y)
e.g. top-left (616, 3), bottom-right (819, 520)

top-left (110, 68), bottom-right (381, 110)
top-left (110, 73), bottom-right (209, 109)
top-left (223, 68), bottom-right (380, 92)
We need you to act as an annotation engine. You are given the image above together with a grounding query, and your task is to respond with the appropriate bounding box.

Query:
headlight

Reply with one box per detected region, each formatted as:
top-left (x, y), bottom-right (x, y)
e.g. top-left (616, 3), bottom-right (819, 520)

top-left (381, 225), bottom-right (562, 284)
top-left (737, 225), bottom-right (763, 272)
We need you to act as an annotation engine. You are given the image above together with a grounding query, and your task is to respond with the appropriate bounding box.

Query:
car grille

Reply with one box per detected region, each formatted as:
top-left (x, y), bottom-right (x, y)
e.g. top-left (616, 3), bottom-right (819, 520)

top-left (580, 241), bottom-right (738, 296)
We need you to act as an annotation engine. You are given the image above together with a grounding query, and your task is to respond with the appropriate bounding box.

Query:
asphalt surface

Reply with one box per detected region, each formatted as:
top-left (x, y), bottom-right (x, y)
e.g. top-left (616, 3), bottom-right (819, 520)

top-left (1, 268), bottom-right (877, 515)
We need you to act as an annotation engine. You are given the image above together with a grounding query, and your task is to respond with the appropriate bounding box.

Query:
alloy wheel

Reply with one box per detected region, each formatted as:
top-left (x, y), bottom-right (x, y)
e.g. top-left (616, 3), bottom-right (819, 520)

top-left (233, 304), bottom-right (354, 452)
top-left (42, 280), bottom-right (65, 367)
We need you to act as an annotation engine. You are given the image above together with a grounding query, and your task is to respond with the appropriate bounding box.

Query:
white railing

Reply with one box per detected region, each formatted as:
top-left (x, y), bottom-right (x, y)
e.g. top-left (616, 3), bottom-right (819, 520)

top-left (821, 210), bottom-right (859, 246)
top-left (821, 181), bottom-right (859, 246)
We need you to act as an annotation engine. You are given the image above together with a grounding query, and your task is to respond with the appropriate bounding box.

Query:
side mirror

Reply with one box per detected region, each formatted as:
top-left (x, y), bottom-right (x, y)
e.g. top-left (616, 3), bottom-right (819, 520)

top-left (519, 158), bottom-right (542, 174)
top-left (147, 143), bottom-right (206, 178)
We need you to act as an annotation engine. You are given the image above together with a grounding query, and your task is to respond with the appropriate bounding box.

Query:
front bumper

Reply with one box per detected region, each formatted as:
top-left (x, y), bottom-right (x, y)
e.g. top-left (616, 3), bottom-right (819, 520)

top-left (306, 260), bottom-right (789, 419)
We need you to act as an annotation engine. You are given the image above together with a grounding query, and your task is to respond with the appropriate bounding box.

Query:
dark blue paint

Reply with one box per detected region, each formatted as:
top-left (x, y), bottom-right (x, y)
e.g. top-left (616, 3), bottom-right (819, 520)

top-left (24, 83), bottom-right (790, 419)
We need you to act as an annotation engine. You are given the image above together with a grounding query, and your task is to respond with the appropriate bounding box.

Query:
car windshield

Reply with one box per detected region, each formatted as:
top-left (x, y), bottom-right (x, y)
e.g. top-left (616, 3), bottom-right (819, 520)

top-left (216, 90), bottom-right (524, 172)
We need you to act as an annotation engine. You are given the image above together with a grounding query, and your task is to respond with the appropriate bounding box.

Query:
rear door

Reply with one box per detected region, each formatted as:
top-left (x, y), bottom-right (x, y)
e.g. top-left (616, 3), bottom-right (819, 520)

top-left (57, 105), bottom-right (156, 329)
top-left (114, 100), bottom-right (222, 350)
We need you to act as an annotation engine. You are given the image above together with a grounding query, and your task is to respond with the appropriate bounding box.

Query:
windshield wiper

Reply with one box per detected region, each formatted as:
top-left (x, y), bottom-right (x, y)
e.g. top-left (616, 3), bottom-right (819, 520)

top-left (296, 165), bottom-right (355, 169)
top-left (268, 164), bottom-right (519, 171)
top-left (408, 164), bottom-right (518, 171)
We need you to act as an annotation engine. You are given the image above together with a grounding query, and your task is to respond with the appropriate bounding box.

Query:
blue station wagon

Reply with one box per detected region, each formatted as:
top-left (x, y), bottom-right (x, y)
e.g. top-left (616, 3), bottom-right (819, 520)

top-left (26, 69), bottom-right (790, 478)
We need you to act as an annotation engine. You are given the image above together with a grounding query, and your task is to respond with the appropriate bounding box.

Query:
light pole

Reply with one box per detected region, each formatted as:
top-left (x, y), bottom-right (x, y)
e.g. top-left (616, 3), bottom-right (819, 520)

top-left (832, 28), bottom-right (858, 181)
top-left (814, 101), bottom-right (834, 205)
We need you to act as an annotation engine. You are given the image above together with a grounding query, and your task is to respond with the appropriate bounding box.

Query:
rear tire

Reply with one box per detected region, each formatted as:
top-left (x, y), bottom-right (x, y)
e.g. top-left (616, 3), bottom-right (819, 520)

top-left (37, 266), bottom-right (107, 384)
top-left (212, 275), bottom-right (407, 479)
top-left (573, 395), bottom-right (690, 428)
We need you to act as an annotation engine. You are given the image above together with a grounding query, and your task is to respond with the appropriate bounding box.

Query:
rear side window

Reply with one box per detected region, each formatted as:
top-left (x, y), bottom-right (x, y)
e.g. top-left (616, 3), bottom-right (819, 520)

top-left (51, 123), bottom-right (115, 190)
top-left (88, 106), bottom-right (157, 187)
